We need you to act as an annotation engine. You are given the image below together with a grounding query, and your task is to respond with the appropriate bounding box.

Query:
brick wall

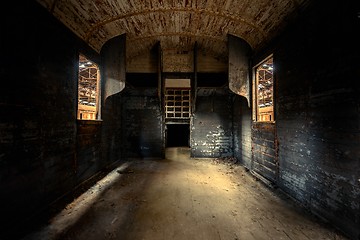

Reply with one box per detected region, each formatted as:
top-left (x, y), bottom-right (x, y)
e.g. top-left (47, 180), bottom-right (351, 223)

top-left (101, 93), bottom-right (123, 165)
top-left (254, 1), bottom-right (360, 238)
top-left (233, 95), bottom-right (252, 169)
top-left (251, 122), bottom-right (278, 183)
top-left (0, 3), bottom-right (106, 239)
top-left (121, 88), bottom-right (164, 159)
top-left (191, 88), bottom-right (233, 158)
top-left (76, 120), bottom-right (102, 183)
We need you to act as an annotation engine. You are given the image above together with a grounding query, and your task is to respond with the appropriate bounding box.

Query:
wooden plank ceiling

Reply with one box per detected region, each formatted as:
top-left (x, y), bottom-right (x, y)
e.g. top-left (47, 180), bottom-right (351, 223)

top-left (36, 0), bottom-right (310, 61)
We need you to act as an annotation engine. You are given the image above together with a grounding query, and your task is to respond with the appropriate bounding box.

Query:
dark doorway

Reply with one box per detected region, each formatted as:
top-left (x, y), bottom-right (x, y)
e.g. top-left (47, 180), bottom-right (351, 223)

top-left (166, 124), bottom-right (190, 147)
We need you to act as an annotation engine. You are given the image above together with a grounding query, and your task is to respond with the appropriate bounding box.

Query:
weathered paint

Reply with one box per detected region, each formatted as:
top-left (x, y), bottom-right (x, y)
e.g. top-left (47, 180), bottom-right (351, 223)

top-left (228, 34), bottom-right (252, 106)
top-left (35, 0), bottom-right (310, 61)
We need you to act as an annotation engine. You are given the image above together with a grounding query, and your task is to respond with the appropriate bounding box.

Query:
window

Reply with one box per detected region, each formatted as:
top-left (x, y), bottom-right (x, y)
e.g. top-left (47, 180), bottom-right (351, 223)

top-left (254, 56), bottom-right (274, 122)
top-left (164, 79), bottom-right (191, 120)
top-left (77, 54), bottom-right (100, 120)
top-left (165, 89), bottom-right (191, 119)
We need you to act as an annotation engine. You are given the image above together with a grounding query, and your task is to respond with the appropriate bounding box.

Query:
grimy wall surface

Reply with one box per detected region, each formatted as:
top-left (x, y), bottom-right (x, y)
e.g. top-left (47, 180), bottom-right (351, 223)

top-left (244, 1), bottom-right (359, 238)
top-left (121, 87), bottom-right (163, 159)
top-left (191, 87), bottom-right (233, 158)
top-left (0, 2), bottom-right (109, 239)
top-left (233, 96), bottom-right (252, 170)
top-left (1, 1), bottom-right (359, 240)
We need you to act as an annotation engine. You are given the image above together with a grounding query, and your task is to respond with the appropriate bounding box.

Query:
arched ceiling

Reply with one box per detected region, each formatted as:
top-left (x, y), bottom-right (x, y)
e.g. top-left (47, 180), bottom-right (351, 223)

top-left (36, 0), bottom-right (310, 61)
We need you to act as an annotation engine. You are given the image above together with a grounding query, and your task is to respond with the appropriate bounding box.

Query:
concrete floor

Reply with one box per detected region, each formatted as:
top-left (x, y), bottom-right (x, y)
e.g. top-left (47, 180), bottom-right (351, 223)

top-left (23, 147), bottom-right (347, 240)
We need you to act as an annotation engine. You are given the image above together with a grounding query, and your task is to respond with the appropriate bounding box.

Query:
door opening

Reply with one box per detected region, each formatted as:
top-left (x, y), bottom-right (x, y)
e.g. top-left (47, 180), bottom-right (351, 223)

top-left (166, 124), bottom-right (190, 147)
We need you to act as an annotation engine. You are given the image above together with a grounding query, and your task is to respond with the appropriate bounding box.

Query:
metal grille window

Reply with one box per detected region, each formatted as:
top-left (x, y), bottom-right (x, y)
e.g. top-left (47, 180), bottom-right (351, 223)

top-left (165, 89), bottom-right (191, 119)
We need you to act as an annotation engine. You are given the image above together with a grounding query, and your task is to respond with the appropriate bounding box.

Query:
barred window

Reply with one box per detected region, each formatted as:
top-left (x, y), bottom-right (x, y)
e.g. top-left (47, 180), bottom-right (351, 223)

top-left (165, 89), bottom-right (191, 119)
top-left (164, 79), bottom-right (191, 120)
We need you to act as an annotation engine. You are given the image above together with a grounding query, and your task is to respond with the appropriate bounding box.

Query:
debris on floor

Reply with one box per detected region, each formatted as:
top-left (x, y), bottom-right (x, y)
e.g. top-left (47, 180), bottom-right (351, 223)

top-left (21, 148), bottom-right (348, 240)
top-left (212, 156), bottom-right (238, 166)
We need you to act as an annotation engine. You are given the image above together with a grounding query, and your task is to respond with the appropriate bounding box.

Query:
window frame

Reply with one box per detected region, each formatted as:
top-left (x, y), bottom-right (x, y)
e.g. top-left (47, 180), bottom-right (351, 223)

top-left (164, 88), bottom-right (191, 119)
top-left (77, 53), bottom-right (101, 121)
top-left (252, 54), bottom-right (275, 123)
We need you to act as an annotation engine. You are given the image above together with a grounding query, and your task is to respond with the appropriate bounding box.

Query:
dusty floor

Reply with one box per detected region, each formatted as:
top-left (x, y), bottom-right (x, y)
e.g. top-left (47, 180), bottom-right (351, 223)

top-left (23, 147), bottom-right (348, 240)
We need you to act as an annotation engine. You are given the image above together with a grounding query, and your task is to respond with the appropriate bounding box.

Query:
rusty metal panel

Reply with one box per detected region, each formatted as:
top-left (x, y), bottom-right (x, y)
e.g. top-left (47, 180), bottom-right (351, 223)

top-left (228, 34), bottom-right (252, 106)
top-left (100, 34), bottom-right (126, 101)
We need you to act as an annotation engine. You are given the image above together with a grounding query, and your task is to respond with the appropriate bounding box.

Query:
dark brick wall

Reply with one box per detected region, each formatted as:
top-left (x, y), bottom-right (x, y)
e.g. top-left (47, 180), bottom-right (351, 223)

top-left (0, 2), bottom-right (106, 239)
top-left (121, 88), bottom-right (164, 159)
top-left (1, 1), bottom-right (359, 240)
top-left (233, 96), bottom-right (252, 169)
top-left (251, 1), bottom-right (360, 238)
top-left (191, 88), bottom-right (233, 158)
top-left (76, 120), bottom-right (102, 183)
top-left (101, 93), bottom-right (123, 165)
top-left (251, 122), bottom-right (278, 183)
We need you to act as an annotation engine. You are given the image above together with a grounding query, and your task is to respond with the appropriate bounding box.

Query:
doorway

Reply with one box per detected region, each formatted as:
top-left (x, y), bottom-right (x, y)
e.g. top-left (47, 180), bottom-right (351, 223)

top-left (166, 124), bottom-right (190, 147)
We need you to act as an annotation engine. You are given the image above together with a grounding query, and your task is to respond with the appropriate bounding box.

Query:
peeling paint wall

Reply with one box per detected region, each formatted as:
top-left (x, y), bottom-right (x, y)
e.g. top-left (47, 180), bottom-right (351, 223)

top-left (191, 88), bottom-right (233, 158)
top-left (36, 0), bottom-right (310, 62)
